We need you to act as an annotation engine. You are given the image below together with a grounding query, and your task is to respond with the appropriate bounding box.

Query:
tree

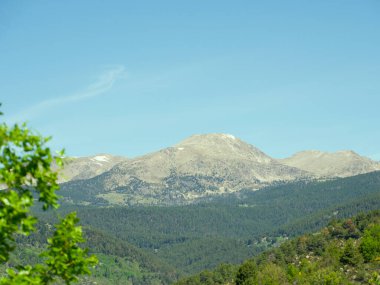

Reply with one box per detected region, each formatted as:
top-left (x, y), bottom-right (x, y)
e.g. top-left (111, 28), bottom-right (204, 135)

top-left (235, 260), bottom-right (257, 285)
top-left (340, 239), bottom-right (362, 266)
top-left (0, 107), bottom-right (97, 284)
top-left (309, 267), bottom-right (344, 285)
top-left (360, 224), bottom-right (380, 262)
top-left (256, 263), bottom-right (289, 285)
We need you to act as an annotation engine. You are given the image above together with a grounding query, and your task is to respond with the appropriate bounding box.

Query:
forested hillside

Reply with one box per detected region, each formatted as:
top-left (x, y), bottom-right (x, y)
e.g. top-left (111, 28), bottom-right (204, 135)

top-left (2, 172), bottom-right (379, 284)
top-left (175, 210), bottom-right (380, 284)
top-left (5, 223), bottom-right (179, 285)
top-left (33, 171), bottom-right (380, 280)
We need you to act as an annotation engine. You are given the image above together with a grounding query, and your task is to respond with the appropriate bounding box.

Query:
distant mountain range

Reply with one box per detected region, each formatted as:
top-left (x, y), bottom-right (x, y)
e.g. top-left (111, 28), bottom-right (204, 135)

top-left (58, 134), bottom-right (380, 205)
top-left (279, 149), bottom-right (380, 178)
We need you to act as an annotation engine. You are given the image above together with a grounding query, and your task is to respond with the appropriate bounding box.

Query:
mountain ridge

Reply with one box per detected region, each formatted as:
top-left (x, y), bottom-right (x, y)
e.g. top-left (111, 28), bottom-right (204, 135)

top-left (58, 133), bottom-right (380, 206)
top-left (54, 154), bottom-right (127, 183)
top-left (279, 149), bottom-right (380, 178)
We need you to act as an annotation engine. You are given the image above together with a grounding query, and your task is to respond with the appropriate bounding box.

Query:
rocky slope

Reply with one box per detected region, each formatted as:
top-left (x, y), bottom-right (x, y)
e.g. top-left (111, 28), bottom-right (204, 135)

top-left (279, 150), bottom-right (380, 178)
top-left (60, 134), bottom-right (309, 205)
top-left (54, 154), bottom-right (127, 183)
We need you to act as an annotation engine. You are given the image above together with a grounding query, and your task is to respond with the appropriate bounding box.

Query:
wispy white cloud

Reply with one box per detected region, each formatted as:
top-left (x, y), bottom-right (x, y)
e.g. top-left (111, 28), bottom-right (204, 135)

top-left (8, 65), bottom-right (126, 123)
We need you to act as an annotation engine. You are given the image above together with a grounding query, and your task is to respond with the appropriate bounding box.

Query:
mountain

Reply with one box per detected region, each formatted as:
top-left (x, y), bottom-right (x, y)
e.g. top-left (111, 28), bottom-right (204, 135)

top-left (54, 154), bottom-right (127, 183)
top-left (279, 150), bottom-right (380, 178)
top-left (60, 134), bottom-right (308, 205)
top-left (57, 134), bottom-right (380, 206)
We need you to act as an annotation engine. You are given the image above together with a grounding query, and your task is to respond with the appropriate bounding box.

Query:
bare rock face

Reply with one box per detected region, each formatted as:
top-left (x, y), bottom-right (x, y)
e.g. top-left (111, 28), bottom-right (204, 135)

top-left (104, 133), bottom-right (306, 186)
top-left (60, 134), bottom-right (309, 205)
top-left (55, 154), bottom-right (127, 182)
top-left (279, 150), bottom-right (380, 178)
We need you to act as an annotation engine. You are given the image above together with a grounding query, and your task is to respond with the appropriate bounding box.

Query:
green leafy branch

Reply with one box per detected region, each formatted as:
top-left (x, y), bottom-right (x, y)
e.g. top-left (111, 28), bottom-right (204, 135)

top-left (0, 107), bottom-right (97, 284)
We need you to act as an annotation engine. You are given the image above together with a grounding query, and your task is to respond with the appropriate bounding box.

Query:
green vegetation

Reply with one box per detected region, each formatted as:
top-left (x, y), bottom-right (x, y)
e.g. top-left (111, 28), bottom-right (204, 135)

top-left (360, 225), bottom-right (380, 263)
top-left (12, 220), bottom-right (179, 284)
top-left (13, 170), bottom-right (374, 284)
top-left (49, 172), bottom-right (380, 275)
top-left (0, 246), bottom-right (169, 285)
top-left (0, 109), bottom-right (96, 284)
top-left (175, 210), bottom-right (380, 284)
top-left (2, 155), bottom-right (380, 284)
top-left (3, 170), bottom-right (376, 284)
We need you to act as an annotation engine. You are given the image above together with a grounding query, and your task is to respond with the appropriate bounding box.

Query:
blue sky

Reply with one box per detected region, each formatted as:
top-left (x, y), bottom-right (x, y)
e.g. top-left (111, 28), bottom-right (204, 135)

top-left (1, 0), bottom-right (379, 159)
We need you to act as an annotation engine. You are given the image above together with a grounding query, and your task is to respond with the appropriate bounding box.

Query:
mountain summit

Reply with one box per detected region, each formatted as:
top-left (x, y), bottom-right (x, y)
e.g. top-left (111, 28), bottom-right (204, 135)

top-left (175, 134), bottom-right (272, 163)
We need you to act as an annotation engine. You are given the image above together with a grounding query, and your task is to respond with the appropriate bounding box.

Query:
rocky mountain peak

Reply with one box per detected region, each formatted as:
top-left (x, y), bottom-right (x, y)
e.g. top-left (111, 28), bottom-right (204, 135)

top-left (178, 133), bottom-right (238, 145)
top-left (175, 133), bottom-right (272, 164)
top-left (336, 150), bottom-right (361, 157)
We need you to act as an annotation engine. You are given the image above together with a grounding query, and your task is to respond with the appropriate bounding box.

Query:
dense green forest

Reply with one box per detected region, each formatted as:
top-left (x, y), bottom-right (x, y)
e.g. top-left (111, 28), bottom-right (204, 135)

top-left (175, 210), bottom-right (380, 284)
top-left (8, 224), bottom-right (179, 285)
top-left (2, 172), bottom-right (380, 284)
top-left (56, 172), bottom-right (380, 273)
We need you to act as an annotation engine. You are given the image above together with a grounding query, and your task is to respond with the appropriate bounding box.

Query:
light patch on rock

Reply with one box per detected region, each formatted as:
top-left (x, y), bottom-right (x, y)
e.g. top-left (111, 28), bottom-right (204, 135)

top-left (223, 134), bottom-right (236, 140)
top-left (92, 155), bottom-right (110, 162)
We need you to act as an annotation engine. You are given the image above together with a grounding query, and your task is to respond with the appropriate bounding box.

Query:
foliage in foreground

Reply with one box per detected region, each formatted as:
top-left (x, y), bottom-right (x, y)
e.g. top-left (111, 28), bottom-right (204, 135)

top-left (0, 110), bottom-right (97, 284)
top-left (175, 210), bottom-right (380, 285)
